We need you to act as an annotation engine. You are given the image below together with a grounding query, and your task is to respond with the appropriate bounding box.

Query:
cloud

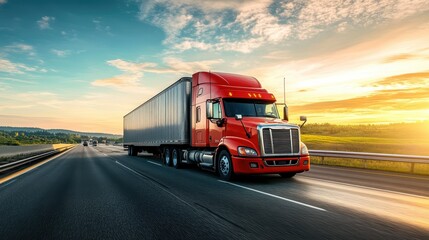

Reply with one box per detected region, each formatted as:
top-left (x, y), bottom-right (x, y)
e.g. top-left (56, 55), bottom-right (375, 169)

top-left (0, 58), bottom-right (48, 74)
top-left (0, 58), bottom-right (35, 73)
top-left (382, 53), bottom-right (422, 63)
top-left (372, 72), bottom-right (429, 87)
top-left (171, 38), bottom-right (265, 53)
top-left (37, 16), bottom-right (55, 29)
top-left (0, 77), bottom-right (34, 84)
top-left (291, 87), bottom-right (429, 114)
top-left (92, 57), bottom-right (222, 90)
top-left (0, 59), bottom-right (22, 73)
top-left (51, 49), bottom-right (70, 57)
top-left (163, 57), bottom-right (223, 73)
top-left (93, 19), bottom-right (112, 35)
top-left (4, 43), bottom-right (35, 56)
top-left (136, 0), bottom-right (429, 53)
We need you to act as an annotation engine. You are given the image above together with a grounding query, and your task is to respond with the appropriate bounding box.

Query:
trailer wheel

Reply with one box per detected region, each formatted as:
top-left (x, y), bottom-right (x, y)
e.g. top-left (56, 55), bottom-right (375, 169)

top-left (163, 147), bottom-right (171, 166)
top-left (129, 146), bottom-right (137, 156)
top-left (172, 148), bottom-right (181, 169)
top-left (279, 172), bottom-right (296, 178)
top-left (218, 150), bottom-right (234, 181)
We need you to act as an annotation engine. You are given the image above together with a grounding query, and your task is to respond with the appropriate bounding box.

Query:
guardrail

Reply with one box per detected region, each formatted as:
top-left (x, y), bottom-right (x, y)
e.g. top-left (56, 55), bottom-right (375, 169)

top-left (309, 150), bottom-right (429, 174)
top-left (0, 146), bottom-right (74, 173)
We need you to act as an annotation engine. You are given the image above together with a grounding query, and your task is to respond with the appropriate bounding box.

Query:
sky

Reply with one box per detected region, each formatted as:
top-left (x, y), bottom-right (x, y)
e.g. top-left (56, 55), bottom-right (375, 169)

top-left (0, 0), bottom-right (428, 134)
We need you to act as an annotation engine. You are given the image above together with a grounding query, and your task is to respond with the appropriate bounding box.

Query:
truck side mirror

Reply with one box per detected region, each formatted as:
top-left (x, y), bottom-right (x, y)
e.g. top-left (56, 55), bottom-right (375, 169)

top-left (206, 101), bottom-right (213, 119)
top-left (284, 106), bottom-right (289, 121)
top-left (300, 116), bottom-right (307, 128)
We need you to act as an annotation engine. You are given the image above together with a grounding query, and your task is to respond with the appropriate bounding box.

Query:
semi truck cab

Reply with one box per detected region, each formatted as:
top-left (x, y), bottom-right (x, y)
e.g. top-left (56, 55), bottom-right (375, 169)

top-left (191, 72), bottom-right (310, 179)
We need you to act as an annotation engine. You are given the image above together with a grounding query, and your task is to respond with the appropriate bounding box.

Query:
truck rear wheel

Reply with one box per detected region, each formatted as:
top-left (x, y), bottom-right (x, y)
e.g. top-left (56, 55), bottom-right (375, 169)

top-left (218, 150), bottom-right (234, 181)
top-left (163, 147), bottom-right (171, 166)
top-left (128, 146), bottom-right (137, 156)
top-left (172, 148), bottom-right (181, 169)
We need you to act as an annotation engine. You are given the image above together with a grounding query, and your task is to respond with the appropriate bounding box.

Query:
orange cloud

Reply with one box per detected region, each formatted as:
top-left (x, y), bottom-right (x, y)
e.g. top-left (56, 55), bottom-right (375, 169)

top-left (291, 87), bottom-right (429, 114)
top-left (382, 53), bottom-right (418, 63)
top-left (373, 71), bottom-right (429, 86)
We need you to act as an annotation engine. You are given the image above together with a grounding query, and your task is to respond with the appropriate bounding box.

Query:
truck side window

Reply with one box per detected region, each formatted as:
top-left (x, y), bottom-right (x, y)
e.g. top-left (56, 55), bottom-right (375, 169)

top-left (213, 102), bottom-right (222, 119)
top-left (196, 106), bottom-right (201, 122)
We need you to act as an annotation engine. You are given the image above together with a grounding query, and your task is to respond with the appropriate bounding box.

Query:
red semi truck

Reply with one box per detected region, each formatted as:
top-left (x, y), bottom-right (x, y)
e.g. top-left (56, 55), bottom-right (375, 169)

top-left (123, 71), bottom-right (310, 180)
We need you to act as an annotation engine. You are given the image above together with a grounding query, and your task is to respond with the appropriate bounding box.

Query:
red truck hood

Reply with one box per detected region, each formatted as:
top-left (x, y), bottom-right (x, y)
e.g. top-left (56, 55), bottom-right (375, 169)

top-left (228, 117), bottom-right (298, 129)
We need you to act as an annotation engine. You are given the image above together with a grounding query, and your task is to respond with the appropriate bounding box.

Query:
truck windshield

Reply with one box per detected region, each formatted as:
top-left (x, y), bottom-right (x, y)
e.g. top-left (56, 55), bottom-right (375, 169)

top-left (223, 99), bottom-right (279, 118)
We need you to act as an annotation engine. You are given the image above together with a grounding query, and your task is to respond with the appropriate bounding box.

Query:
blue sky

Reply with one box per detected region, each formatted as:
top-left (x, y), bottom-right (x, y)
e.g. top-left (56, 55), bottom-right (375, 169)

top-left (1, 0), bottom-right (429, 134)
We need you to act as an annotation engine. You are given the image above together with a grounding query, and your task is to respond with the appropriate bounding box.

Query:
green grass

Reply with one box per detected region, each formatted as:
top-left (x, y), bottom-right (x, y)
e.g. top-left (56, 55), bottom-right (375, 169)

top-left (301, 122), bottom-right (429, 156)
top-left (301, 122), bottom-right (429, 174)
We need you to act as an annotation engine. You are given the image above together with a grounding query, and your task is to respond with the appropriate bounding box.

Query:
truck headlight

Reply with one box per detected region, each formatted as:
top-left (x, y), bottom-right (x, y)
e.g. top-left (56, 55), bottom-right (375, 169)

top-left (238, 147), bottom-right (258, 156)
top-left (300, 142), bottom-right (309, 156)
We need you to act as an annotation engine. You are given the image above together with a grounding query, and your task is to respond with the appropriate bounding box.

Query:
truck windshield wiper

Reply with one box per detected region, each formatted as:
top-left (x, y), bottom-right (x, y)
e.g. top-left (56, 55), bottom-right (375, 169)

top-left (260, 114), bottom-right (276, 118)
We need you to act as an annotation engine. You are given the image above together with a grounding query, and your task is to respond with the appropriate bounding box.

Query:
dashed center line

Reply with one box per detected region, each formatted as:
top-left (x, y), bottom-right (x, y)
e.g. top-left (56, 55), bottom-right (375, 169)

top-left (218, 180), bottom-right (327, 212)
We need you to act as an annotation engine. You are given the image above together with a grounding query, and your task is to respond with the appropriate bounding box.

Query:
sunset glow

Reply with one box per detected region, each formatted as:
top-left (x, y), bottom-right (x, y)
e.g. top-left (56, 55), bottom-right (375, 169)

top-left (1, 0), bottom-right (428, 134)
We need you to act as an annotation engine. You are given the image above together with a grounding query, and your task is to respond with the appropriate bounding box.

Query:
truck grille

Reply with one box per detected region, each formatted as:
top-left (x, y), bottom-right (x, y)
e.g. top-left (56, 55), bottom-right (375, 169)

top-left (265, 159), bottom-right (299, 166)
top-left (261, 127), bottom-right (300, 155)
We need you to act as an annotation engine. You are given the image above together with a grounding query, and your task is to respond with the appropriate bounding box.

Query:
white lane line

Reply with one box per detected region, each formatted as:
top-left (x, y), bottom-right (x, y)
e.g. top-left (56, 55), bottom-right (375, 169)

top-left (115, 160), bottom-right (197, 210)
top-left (116, 161), bottom-right (141, 175)
top-left (218, 180), bottom-right (327, 212)
top-left (0, 179), bottom-right (16, 189)
top-left (147, 161), bottom-right (162, 166)
top-left (300, 176), bottom-right (429, 200)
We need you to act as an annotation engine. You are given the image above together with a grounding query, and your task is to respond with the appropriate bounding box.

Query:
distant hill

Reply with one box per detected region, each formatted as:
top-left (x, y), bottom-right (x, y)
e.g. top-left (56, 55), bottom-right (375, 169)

top-left (0, 126), bottom-right (122, 139)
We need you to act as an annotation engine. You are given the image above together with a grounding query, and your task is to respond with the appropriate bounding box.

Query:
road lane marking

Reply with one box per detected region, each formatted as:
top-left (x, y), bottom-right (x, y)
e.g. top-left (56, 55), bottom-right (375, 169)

top-left (115, 160), bottom-right (197, 210)
top-left (148, 161), bottom-right (162, 166)
top-left (300, 176), bottom-right (429, 200)
top-left (218, 180), bottom-right (327, 212)
top-left (0, 147), bottom-right (75, 185)
top-left (0, 179), bottom-right (16, 189)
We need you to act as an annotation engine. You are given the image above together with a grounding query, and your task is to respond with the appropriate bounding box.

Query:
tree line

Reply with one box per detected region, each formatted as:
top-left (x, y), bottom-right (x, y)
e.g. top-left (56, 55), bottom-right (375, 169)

top-left (0, 130), bottom-right (122, 146)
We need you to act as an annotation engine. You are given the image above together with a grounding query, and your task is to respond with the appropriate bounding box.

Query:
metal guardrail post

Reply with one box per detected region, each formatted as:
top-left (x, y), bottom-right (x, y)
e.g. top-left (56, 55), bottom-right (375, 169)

top-left (309, 150), bottom-right (429, 174)
top-left (309, 150), bottom-right (429, 164)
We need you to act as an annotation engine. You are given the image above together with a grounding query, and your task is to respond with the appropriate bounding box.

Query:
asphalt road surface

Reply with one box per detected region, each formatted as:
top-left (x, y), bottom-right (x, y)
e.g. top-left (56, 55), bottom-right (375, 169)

top-left (1, 145), bottom-right (428, 239)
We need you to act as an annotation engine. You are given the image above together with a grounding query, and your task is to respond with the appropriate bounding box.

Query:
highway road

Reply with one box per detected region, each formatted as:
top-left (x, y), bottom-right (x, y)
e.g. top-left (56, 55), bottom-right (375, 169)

top-left (1, 145), bottom-right (428, 239)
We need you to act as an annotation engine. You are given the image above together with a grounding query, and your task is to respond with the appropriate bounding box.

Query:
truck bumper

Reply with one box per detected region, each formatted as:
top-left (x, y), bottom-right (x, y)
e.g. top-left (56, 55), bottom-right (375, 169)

top-left (231, 155), bottom-right (310, 174)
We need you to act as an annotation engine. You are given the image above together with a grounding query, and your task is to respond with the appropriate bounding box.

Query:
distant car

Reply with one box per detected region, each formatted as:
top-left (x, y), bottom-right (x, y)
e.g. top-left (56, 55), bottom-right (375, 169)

top-left (92, 140), bottom-right (98, 146)
top-left (83, 141), bottom-right (88, 146)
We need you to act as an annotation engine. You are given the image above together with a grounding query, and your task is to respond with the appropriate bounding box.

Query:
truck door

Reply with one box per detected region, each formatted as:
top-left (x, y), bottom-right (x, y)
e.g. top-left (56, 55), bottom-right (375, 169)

top-left (193, 103), bottom-right (208, 147)
top-left (208, 101), bottom-right (224, 147)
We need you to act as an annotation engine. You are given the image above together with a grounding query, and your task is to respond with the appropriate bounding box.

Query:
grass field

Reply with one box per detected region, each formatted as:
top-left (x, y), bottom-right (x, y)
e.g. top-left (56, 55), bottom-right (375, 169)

top-left (301, 122), bottom-right (429, 174)
top-left (301, 122), bottom-right (429, 156)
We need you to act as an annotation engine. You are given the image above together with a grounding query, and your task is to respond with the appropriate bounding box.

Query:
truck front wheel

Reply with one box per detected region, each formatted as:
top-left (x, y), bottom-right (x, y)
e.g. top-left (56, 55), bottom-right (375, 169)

top-left (218, 150), bottom-right (234, 181)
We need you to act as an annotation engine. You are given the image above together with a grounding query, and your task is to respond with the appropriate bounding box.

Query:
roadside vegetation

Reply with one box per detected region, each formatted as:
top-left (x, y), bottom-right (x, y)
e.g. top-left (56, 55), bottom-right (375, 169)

top-left (2, 122), bottom-right (428, 156)
top-left (0, 130), bottom-right (122, 146)
top-left (301, 122), bottom-right (429, 156)
top-left (0, 130), bottom-right (81, 145)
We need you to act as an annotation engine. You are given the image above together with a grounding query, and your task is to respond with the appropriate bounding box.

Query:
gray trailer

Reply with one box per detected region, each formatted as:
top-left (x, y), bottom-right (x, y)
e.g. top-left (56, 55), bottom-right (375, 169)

top-left (123, 77), bottom-right (192, 156)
